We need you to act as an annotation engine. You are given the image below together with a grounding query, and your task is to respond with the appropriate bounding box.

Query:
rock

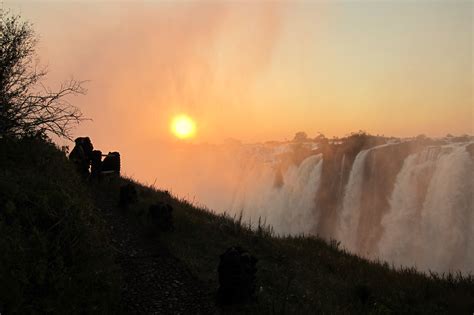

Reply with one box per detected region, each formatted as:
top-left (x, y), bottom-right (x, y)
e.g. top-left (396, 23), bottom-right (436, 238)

top-left (217, 246), bottom-right (257, 305)
top-left (354, 284), bottom-right (371, 305)
top-left (119, 183), bottom-right (139, 208)
top-left (102, 151), bottom-right (121, 175)
top-left (90, 150), bottom-right (102, 178)
top-left (149, 202), bottom-right (174, 231)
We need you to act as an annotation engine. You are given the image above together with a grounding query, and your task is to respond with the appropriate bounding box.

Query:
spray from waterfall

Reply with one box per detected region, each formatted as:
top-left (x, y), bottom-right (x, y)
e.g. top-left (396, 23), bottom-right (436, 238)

top-left (150, 137), bottom-right (473, 274)
top-left (230, 154), bottom-right (323, 235)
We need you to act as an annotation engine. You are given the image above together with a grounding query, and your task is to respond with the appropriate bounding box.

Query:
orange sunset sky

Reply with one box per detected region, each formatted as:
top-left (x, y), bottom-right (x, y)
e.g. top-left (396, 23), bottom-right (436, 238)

top-left (5, 0), bottom-right (473, 147)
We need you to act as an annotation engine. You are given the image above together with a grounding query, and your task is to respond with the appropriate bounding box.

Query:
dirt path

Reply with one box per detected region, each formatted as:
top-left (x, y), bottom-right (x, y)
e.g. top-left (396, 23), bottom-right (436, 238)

top-left (97, 195), bottom-right (215, 314)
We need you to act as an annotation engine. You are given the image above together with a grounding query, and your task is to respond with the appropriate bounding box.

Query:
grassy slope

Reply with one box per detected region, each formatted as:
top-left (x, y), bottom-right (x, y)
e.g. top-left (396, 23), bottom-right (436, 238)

top-left (0, 137), bottom-right (119, 314)
top-left (122, 180), bottom-right (474, 314)
top-left (1, 138), bottom-right (473, 314)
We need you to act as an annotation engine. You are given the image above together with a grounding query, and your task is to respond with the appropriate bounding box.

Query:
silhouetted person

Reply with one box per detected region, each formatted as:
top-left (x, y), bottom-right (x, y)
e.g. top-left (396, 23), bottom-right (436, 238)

top-left (69, 137), bottom-right (93, 177)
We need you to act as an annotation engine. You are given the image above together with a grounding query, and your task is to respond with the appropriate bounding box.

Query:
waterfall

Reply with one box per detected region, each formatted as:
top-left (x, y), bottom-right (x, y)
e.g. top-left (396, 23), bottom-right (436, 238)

top-left (335, 149), bottom-right (370, 252)
top-left (200, 139), bottom-right (473, 273)
top-left (230, 154), bottom-right (323, 235)
top-left (378, 144), bottom-right (474, 273)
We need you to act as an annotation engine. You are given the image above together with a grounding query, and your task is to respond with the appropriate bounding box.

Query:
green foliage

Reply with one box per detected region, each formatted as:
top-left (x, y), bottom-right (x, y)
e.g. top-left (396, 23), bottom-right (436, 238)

top-left (0, 136), bottom-right (119, 314)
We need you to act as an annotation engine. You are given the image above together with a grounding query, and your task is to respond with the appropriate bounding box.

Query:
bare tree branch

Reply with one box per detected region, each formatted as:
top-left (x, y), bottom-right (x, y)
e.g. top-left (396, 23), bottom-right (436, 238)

top-left (0, 10), bottom-right (87, 140)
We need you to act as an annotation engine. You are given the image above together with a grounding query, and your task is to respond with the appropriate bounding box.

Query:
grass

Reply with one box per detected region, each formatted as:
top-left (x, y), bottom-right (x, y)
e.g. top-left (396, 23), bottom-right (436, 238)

top-left (107, 178), bottom-right (474, 314)
top-left (1, 137), bottom-right (473, 314)
top-left (0, 136), bottom-right (120, 314)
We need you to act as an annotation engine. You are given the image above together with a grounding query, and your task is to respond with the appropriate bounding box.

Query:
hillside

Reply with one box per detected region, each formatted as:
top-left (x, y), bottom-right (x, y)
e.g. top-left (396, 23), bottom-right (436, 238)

top-left (0, 136), bottom-right (119, 314)
top-left (1, 136), bottom-right (473, 314)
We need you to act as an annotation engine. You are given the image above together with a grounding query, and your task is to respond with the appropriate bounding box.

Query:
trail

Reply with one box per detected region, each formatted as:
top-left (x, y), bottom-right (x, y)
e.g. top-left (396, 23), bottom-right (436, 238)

top-left (95, 191), bottom-right (215, 314)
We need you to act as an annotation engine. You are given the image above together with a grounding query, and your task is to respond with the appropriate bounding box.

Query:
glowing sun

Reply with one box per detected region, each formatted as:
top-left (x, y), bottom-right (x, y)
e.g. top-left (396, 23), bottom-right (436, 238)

top-left (171, 114), bottom-right (196, 139)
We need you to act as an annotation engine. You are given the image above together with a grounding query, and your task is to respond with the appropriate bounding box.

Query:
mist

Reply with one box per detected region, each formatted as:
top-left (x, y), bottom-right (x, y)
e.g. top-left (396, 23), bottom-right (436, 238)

top-left (8, 1), bottom-right (473, 274)
top-left (133, 135), bottom-right (474, 274)
top-left (3, 2), bottom-right (474, 312)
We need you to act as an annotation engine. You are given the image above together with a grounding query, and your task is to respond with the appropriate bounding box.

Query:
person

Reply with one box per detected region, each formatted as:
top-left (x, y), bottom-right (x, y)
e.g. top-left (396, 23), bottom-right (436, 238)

top-left (69, 137), bottom-right (93, 177)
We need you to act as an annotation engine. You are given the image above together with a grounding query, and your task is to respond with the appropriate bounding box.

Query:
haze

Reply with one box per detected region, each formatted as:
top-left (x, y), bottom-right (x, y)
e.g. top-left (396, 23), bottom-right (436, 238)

top-left (6, 0), bottom-right (473, 186)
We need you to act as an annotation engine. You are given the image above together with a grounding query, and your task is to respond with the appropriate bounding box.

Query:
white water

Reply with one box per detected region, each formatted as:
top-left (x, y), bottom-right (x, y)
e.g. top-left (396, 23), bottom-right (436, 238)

top-left (224, 141), bottom-right (473, 273)
top-left (379, 144), bottom-right (474, 273)
top-left (230, 154), bottom-right (323, 235)
top-left (336, 149), bottom-right (370, 252)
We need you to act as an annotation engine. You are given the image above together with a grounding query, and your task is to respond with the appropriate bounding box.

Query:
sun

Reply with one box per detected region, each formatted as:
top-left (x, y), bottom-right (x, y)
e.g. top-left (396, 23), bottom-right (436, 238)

top-left (171, 114), bottom-right (196, 139)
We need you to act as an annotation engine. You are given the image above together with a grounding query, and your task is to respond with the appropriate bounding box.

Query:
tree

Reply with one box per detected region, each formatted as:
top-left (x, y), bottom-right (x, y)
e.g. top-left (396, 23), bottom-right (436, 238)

top-left (314, 132), bottom-right (328, 145)
top-left (0, 10), bottom-right (86, 139)
top-left (293, 131), bottom-right (308, 142)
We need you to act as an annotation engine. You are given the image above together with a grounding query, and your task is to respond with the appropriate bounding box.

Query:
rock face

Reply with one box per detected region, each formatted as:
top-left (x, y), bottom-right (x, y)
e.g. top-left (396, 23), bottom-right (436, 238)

top-left (149, 202), bottom-right (174, 231)
top-left (314, 135), bottom-right (384, 238)
top-left (352, 141), bottom-right (423, 254)
top-left (217, 246), bottom-right (257, 305)
top-left (466, 143), bottom-right (474, 159)
top-left (313, 138), bottom-right (424, 241)
top-left (119, 184), bottom-right (138, 208)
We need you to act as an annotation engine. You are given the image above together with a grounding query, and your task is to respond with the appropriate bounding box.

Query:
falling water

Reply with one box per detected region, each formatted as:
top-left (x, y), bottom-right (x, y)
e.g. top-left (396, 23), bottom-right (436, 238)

top-left (336, 149), bottom-right (370, 252)
top-left (211, 140), bottom-right (473, 273)
top-left (379, 144), bottom-right (474, 273)
top-left (230, 154), bottom-right (323, 235)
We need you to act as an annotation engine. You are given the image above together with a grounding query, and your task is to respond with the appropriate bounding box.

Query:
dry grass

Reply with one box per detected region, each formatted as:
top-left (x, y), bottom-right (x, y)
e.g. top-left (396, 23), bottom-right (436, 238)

top-left (105, 177), bottom-right (474, 314)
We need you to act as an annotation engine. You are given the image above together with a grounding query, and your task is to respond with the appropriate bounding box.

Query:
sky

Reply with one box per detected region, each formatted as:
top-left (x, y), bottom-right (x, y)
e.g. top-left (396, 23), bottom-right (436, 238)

top-left (5, 0), bottom-right (472, 145)
top-left (4, 1), bottom-right (473, 275)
